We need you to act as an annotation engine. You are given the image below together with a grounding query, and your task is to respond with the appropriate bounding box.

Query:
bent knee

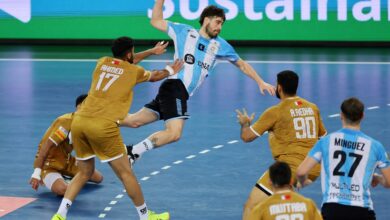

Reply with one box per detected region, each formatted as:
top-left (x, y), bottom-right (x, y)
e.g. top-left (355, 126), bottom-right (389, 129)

top-left (92, 174), bottom-right (104, 184)
top-left (52, 184), bottom-right (67, 196)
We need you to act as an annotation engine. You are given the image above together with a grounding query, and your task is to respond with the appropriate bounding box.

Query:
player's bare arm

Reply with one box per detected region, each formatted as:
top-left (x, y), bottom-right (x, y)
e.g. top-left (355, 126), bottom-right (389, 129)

top-left (296, 156), bottom-right (319, 189)
top-left (234, 59), bottom-right (275, 96)
top-left (372, 168), bottom-right (390, 188)
top-left (150, 0), bottom-right (168, 32)
top-left (148, 59), bottom-right (184, 82)
top-left (133, 41), bottom-right (169, 64)
top-left (236, 108), bottom-right (257, 142)
top-left (29, 139), bottom-right (56, 191)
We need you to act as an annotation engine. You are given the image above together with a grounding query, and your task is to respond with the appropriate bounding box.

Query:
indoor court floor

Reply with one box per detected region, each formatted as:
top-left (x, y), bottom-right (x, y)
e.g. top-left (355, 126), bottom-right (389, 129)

top-left (0, 45), bottom-right (389, 219)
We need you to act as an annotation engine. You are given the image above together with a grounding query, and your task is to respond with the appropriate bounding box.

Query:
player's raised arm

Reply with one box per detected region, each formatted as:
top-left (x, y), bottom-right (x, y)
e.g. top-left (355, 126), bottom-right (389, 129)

top-left (150, 0), bottom-right (168, 32)
top-left (133, 41), bottom-right (169, 64)
top-left (234, 59), bottom-right (275, 96)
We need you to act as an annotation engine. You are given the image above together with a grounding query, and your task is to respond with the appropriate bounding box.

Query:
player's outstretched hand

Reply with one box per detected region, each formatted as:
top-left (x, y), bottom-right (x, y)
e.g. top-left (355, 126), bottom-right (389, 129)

top-left (295, 179), bottom-right (312, 191)
top-left (29, 177), bottom-right (42, 191)
top-left (258, 81), bottom-right (276, 96)
top-left (167, 59), bottom-right (184, 75)
top-left (236, 108), bottom-right (255, 127)
top-left (371, 173), bottom-right (384, 187)
top-left (152, 41), bottom-right (169, 55)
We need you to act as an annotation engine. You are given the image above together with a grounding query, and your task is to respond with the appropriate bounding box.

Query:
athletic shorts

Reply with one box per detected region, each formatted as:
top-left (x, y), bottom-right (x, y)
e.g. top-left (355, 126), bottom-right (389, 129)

top-left (322, 203), bottom-right (376, 220)
top-left (41, 155), bottom-right (78, 190)
top-left (145, 79), bottom-right (190, 121)
top-left (256, 154), bottom-right (321, 195)
top-left (71, 115), bottom-right (126, 162)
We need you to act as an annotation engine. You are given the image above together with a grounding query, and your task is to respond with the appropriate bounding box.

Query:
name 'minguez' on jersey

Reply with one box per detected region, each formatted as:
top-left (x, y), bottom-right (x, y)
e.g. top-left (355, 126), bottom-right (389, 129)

top-left (309, 128), bottom-right (390, 210)
top-left (166, 21), bottom-right (240, 96)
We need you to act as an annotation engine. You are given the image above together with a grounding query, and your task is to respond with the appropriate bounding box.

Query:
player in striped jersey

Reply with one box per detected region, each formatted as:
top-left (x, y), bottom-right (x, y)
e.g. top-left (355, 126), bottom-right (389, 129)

top-left (29, 94), bottom-right (103, 196)
top-left (297, 97), bottom-right (390, 220)
top-left (249, 161), bottom-right (322, 220)
top-left (122, 0), bottom-right (275, 164)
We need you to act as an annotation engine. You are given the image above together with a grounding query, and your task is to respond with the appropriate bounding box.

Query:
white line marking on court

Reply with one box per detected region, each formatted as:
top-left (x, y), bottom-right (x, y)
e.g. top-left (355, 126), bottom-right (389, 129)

top-left (228, 140), bottom-right (239, 144)
top-left (186, 155), bottom-right (196, 159)
top-left (162, 165), bottom-right (171, 170)
top-left (1, 58), bottom-right (390, 65)
top-left (123, 189), bottom-right (126, 193)
top-left (213, 145), bottom-right (224, 149)
top-left (109, 201), bottom-right (117, 205)
top-left (328, 114), bottom-right (340, 118)
top-left (367, 106), bottom-right (380, 110)
top-left (150, 171), bottom-right (160, 175)
top-left (141, 177), bottom-right (150, 181)
top-left (199, 149), bottom-right (210, 154)
top-left (98, 213), bottom-right (106, 218)
top-left (173, 160), bottom-right (183, 164)
top-left (115, 194), bottom-right (124, 199)
top-left (388, 104), bottom-right (390, 106)
top-left (104, 207), bottom-right (112, 211)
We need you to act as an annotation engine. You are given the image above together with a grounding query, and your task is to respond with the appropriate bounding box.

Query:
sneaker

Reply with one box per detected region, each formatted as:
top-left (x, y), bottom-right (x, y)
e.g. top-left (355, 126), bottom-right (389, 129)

top-left (51, 213), bottom-right (66, 220)
top-left (126, 144), bottom-right (140, 165)
top-left (148, 210), bottom-right (170, 220)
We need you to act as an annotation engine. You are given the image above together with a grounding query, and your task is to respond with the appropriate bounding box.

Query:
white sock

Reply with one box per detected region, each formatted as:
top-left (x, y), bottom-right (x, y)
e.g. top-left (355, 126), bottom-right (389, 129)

top-left (133, 138), bottom-right (154, 157)
top-left (57, 198), bottom-right (72, 218)
top-left (136, 203), bottom-right (148, 220)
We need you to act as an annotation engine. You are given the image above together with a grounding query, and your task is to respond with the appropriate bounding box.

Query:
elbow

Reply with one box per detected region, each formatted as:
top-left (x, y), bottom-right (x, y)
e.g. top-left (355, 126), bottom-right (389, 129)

top-left (241, 135), bottom-right (252, 143)
top-left (150, 19), bottom-right (159, 29)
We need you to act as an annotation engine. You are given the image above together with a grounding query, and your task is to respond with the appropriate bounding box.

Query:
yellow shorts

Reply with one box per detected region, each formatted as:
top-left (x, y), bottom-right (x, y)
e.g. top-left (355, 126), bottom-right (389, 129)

top-left (256, 154), bottom-right (320, 195)
top-left (71, 115), bottom-right (126, 162)
top-left (41, 155), bottom-right (78, 180)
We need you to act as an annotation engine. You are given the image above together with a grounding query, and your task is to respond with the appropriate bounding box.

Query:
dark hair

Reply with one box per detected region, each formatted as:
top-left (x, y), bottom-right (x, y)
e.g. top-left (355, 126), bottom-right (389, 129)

top-left (277, 70), bottom-right (299, 96)
top-left (199, 5), bottom-right (226, 25)
top-left (269, 161), bottom-right (292, 187)
top-left (341, 97), bottom-right (364, 124)
top-left (75, 94), bottom-right (88, 107)
top-left (111, 36), bottom-right (134, 58)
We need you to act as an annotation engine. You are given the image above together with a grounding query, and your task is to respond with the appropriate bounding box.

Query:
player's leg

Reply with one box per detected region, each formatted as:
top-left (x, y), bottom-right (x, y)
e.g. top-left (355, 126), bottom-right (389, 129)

top-left (43, 172), bottom-right (68, 196)
top-left (121, 107), bottom-right (159, 128)
top-left (242, 171), bottom-right (273, 220)
top-left (65, 156), bottom-right (104, 184)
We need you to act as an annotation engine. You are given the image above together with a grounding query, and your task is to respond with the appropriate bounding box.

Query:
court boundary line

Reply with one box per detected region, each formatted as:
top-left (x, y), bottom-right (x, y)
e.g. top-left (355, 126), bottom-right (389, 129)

top-left (1, 58), bottom-right (390, 65)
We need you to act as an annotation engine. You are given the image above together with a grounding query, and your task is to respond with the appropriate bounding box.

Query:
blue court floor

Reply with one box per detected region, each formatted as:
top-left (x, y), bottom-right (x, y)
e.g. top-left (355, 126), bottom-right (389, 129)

top-left (0, 46), bottom-right (389, 219)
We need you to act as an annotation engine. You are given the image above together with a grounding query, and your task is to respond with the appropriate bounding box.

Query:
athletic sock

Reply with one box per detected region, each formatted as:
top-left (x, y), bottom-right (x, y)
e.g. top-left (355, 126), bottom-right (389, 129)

top-left (136, 203), bottom-right (148, 220)
top-left (57, 198), bottom-right (72, 218)
top-left (132, 138), bottom-right (154, 157)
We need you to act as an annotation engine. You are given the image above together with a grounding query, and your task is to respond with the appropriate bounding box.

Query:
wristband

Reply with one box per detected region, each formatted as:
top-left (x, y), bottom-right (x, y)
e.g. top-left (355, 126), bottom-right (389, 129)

top-left (165, 65), bottom-right (175, 76)
top-left (31, 168), bottom-right (42, 180)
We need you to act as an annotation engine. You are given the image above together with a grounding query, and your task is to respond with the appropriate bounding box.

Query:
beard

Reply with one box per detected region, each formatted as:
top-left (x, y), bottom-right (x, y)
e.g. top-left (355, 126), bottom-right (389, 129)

top-left (205, 24), bottom-right (219, 38)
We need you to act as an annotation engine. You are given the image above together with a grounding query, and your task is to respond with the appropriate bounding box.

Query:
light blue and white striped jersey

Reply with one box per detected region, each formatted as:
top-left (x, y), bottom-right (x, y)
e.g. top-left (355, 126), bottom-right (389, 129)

top-left (309, 128), bottom-right (390, 210)
top-left (166, 21), bottom-right (240, 96)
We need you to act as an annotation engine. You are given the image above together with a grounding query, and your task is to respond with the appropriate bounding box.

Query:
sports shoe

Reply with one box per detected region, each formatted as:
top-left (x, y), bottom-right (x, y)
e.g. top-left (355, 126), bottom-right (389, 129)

top-left (148, 210), bottom-right (170, 220)
top-left (126, 144), bottom-right (140, 165)
top-left (51, 213), bottom-right (66, 220)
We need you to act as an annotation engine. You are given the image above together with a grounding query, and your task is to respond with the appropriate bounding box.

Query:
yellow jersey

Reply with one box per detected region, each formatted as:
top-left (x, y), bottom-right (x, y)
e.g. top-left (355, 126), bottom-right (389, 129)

top-left (33, 113), bottom-right (73, 169)
top-left (251, 97), bottom-right (326, 159)
top-left (77, 57), bottom-right (151, 122)
top-left (249, 190), bottom-right (322, 220)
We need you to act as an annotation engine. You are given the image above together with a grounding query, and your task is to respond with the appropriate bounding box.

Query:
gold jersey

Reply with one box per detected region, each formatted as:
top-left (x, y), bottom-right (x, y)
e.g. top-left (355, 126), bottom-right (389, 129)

top-left (249, 191), bottom-right (323, 220)
top-left (77, 57), bottom-right (151, 122)
top-left (251, 97), bottom-right (326, 159)
top-left (33, 113), bottom-right (73, 169)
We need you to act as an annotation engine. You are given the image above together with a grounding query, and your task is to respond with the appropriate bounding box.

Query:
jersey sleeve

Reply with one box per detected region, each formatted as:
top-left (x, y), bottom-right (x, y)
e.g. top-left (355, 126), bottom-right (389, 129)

top-left (316, 107), bottom-right (327, 137)
top-left (248, 202), bottom-right (265, 220)
top-left (135, 66), bottom-right (151, 84)
top-left (250, 106), bottom-right (278, 137)
top-left (216, 40), bottom-right (240, 63)
top-left (167, 21), bottom-right (192, 39)
top-left (48, 118), bottom-right (70, 146)
top-left (375, 143), bottom-right (390, 169)
top-left (308, 199), bottom-right (323, 220)
top-left (308, 138), bottom-right (324, 162)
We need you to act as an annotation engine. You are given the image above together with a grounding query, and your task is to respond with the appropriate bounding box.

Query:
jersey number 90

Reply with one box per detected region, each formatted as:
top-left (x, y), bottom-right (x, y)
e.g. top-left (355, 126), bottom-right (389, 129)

top-left (293, 116), bottom-right (316, 139)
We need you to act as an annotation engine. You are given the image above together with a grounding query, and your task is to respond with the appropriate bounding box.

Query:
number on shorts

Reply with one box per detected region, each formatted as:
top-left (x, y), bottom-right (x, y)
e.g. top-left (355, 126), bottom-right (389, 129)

top-left (293, 116), bottom-right (316, 139)
top-left (276, 213), bottom-right (304, 220)
top-left (95, 72), bottom-right (120, 92)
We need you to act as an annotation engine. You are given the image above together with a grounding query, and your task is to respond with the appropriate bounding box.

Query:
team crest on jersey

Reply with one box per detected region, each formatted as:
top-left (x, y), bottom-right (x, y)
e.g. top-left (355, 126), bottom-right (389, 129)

top-left (281, 194), bottom-right (291, 200)
top-left (184, 54), bottom-right (195, 64)
top-left (295, 100), bottom-right (303, 106)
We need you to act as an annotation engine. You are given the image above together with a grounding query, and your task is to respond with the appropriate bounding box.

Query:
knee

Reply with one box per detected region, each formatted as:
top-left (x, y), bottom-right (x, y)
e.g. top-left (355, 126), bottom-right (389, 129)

top-left (169, 131), bottom-right (182, 143)
top-left (52, 184), bottom-right (67, 196)
top-left (93, 173), bottom-right (104, 184)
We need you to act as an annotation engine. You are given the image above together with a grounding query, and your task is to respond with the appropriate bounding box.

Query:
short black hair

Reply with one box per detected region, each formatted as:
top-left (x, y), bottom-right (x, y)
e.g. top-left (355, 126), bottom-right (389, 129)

top-left (111, 36), bottom-right (134, 58)
top-left (75, 94), bottom-right (87, 107)
top-left (269, 161), bottom-right (292, 188)
top-left (341, 97), bottom-right (364, 124)
top-left (199, 5), bottom-right (226, 25)
top-left (277, 70), bottom-right (299, 96)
